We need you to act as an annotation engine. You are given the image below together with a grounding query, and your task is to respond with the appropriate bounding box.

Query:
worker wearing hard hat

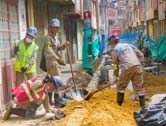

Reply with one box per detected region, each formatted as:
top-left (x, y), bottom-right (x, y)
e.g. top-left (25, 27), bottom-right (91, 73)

top-left (108, 34), bottom-right (145, 107)
top-left (11, 27), bottom-right (39, 86)
top-left (44, 18), bottom-right (70, 107)
top-left (3, 75), bottom-right (66, 120)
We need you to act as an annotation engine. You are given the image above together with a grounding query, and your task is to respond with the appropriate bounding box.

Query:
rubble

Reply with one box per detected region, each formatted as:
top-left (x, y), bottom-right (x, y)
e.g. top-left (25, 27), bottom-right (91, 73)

top-left (66, 72), bottom-right (92, 88)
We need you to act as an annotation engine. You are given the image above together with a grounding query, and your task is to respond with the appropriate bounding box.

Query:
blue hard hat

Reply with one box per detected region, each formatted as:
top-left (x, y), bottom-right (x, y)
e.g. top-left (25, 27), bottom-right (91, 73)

top-left (52, 76), bottom-right (63, 87)
top-left (27, 26), bottom-right (37, 38)
top-left (50, 18), bottom-right (60, 27)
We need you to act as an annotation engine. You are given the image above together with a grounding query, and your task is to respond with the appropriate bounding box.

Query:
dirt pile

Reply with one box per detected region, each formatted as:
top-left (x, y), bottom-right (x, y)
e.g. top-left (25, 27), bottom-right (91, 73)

top-left (52, 88), bottom-right (139, 126)
top-left (144, 72), bottom-right (166, 86)
top-left (66, 72), bottom-right (91, 88)
top-left (144, 72), bottom-right (166, 97)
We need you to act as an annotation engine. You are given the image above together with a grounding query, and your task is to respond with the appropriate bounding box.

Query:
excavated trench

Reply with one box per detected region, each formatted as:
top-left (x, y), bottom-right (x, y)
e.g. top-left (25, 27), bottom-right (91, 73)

top-left (41, 72), bottom-right (166, 126)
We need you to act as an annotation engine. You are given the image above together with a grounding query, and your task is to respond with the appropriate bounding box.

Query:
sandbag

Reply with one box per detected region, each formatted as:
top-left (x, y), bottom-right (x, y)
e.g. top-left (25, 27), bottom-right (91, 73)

top-left (134, 100), bottom-right (166, 126)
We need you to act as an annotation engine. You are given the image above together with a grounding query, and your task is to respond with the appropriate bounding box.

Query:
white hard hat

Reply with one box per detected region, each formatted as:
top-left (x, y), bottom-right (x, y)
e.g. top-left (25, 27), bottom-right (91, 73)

top-left (27, 26), bottom-right (37, 38)
top-left (50, 18), bottom-right (60, 27)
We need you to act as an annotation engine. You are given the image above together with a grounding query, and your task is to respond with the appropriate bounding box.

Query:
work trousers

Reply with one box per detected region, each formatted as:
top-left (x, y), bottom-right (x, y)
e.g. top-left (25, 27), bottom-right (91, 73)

top-left (117, 65), bottom-right (145, 95)
top-left (16, 72), bottom-right (35, 86)
top-left (47, 66), bottom-right (61, 76)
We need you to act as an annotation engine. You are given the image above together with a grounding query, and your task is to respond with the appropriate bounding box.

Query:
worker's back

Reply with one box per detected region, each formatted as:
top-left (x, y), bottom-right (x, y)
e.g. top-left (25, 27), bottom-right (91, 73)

top-left (113, 43), bottom-right (141, 70)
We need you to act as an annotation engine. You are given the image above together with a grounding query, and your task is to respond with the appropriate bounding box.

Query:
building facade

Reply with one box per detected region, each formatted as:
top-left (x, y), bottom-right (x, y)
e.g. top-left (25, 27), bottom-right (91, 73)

top-left (0, 0), bottom-right (99, 112)
top-left (126, 0), bottom-right (166, 41)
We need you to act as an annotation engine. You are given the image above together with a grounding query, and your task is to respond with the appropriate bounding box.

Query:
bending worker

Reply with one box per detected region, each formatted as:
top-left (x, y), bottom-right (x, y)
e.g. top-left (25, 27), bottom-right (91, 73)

top-left (44, 18), bottom-right (70, 107)
top-left (11, 27), bottom-right (38, 86)
top-left (108, 35), bottom-right (145, 107)
top-left (3, 75), bottom-right (63, 120)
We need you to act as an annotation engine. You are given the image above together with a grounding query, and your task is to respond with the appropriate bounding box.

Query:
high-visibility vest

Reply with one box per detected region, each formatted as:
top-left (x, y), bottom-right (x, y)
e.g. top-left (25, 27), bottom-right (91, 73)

top-left (12, 77), bottom-right (47, 106)
top-left (15, 40), bottom-right (38, 73)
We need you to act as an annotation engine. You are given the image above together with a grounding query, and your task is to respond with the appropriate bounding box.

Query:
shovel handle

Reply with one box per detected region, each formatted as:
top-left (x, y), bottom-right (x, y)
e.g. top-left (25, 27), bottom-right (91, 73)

top-left (17, 53), bottom-right (28, 82)
top-left (67, 44), bottom-right (77, 91)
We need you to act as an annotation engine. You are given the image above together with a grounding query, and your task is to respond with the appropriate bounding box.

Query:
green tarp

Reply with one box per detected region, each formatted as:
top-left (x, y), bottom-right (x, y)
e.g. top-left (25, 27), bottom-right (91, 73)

top-left (82, 28), bottom-right (99, 70)
top-left (157, 32), bottom-right (166, 61)
top-left (82, 28), bottom-right (93, 70)
top-left (147, 32), bottom-right (166, 61)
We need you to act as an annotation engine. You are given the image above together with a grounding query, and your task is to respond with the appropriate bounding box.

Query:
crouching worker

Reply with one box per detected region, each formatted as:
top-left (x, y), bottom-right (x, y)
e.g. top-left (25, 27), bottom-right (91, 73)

top-left (3, 75), bottom-right (61, 120)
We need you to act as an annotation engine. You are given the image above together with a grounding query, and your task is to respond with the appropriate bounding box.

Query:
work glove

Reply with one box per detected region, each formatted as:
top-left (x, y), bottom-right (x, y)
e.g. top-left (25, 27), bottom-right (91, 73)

top-left (15, 46), bottom-right (19, 54)
top-left (21, 66), bottom-right (27, 73)
top-left (62, 41), bottom-right (70, 48)
top-left (57, 58), bottom-right (65, 66)
top-left (43, 75), bottom-right (54, 83)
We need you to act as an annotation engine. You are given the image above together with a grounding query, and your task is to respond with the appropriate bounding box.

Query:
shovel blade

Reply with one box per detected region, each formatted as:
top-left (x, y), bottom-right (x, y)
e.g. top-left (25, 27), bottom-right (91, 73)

top-left (71, 89), bottom-right (89, 101)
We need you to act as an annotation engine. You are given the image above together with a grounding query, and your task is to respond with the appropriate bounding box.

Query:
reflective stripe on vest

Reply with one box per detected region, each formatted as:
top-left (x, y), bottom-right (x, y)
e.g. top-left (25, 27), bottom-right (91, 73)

top-left (21, 81), bottom-right (42, 102)
top-left (22, 83), bottom-right (33, 102)
top-left (27, 80), bottom-right (40, 99)
top-left (15, 40), bottom-right (38, 73)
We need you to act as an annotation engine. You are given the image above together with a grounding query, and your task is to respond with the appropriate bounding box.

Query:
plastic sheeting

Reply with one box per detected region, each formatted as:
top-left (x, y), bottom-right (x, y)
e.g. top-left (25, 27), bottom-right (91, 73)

top-left (99, 34), bottom-right (107, 58)
top-left (147, 33), bottom-right (166, 61)
top-left (82, 28), bottom-right (100, 70)
top-left (118, 32), bottom-right (166, 61)
top-left (134, 100), bottom-right (166, 126)
top-left (118, 32), bottom-right (142, 47)
top-left (91, 35), bottom-right (99, 64)
top-left (82, 28), bottom-right (93, 70)
top-left (147, 34), bottom-right (157, 60)
top-left (156, 33), bottom-right (166, 61)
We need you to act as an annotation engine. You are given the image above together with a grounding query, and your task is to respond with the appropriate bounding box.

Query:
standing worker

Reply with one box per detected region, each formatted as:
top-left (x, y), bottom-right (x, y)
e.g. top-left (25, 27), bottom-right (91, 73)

top-left (11, 27), bottom-right (39, 86)
top-left (142, 39), bottom-right (151, 66)
top-left (44, 18), bottom-right (69, 107)
top-left (108, 35), bottom-right (145, 107)
top-left (137, 35), bottom-right (142, 51)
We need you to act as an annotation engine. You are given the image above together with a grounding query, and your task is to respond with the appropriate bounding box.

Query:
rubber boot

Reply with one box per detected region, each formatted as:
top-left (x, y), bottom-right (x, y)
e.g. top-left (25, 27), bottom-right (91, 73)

top-left (3, 106), bottom-right (13, 120)
top-left (48, 92), bottom-right (54, 105)
top-left (117, 92), bottom-right (124, 106)
top-left (139, 95), bottom-right (145, 107)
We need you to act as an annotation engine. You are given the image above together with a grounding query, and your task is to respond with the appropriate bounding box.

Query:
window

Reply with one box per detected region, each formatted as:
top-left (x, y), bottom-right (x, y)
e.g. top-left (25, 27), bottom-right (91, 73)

top-left (0, 0), bottom-right (19, 61)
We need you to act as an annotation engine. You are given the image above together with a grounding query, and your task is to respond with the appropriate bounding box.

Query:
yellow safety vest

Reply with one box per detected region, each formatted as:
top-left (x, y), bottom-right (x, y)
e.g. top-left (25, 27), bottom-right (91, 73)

top-left (15, 40), bottom-right (38, 73)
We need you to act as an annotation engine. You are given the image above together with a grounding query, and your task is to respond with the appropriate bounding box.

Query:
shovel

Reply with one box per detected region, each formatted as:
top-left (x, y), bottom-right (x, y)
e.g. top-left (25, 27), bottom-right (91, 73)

top-left (17, 53), bottom-right (28, 82)
top-left (66, 45), bottom-right (89, 101)
top-left (85, 84), bottom-right (111, 100)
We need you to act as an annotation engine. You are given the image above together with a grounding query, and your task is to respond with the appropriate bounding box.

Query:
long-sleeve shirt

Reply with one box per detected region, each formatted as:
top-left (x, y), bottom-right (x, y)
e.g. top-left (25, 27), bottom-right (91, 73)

top-left (44, 34), bottom-right (66, 67)
top-left (111, 43), bottom-right (144, 70)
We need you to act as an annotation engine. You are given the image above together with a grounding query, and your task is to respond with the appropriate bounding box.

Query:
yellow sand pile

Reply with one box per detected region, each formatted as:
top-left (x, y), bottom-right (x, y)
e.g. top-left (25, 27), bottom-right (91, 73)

top-left (144, 72), bottom-right (166, 97)
top-left (53, 88), bottom-right (139, 126)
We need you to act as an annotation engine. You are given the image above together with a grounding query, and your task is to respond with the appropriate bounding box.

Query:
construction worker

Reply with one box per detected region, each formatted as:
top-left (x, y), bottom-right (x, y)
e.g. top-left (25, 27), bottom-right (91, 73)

top-left (2, 75), bottom-right (65, 120)
top-left (44, 18), bottom-right (70, 107)
top-left (11, 27), bottom-right (39, 86)
top-left (142, 39), bottom-right (151, 66)
top-left (137, 35), bottom-right (142, 51)
top-left (108, 35), bottom-right (145, 107)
